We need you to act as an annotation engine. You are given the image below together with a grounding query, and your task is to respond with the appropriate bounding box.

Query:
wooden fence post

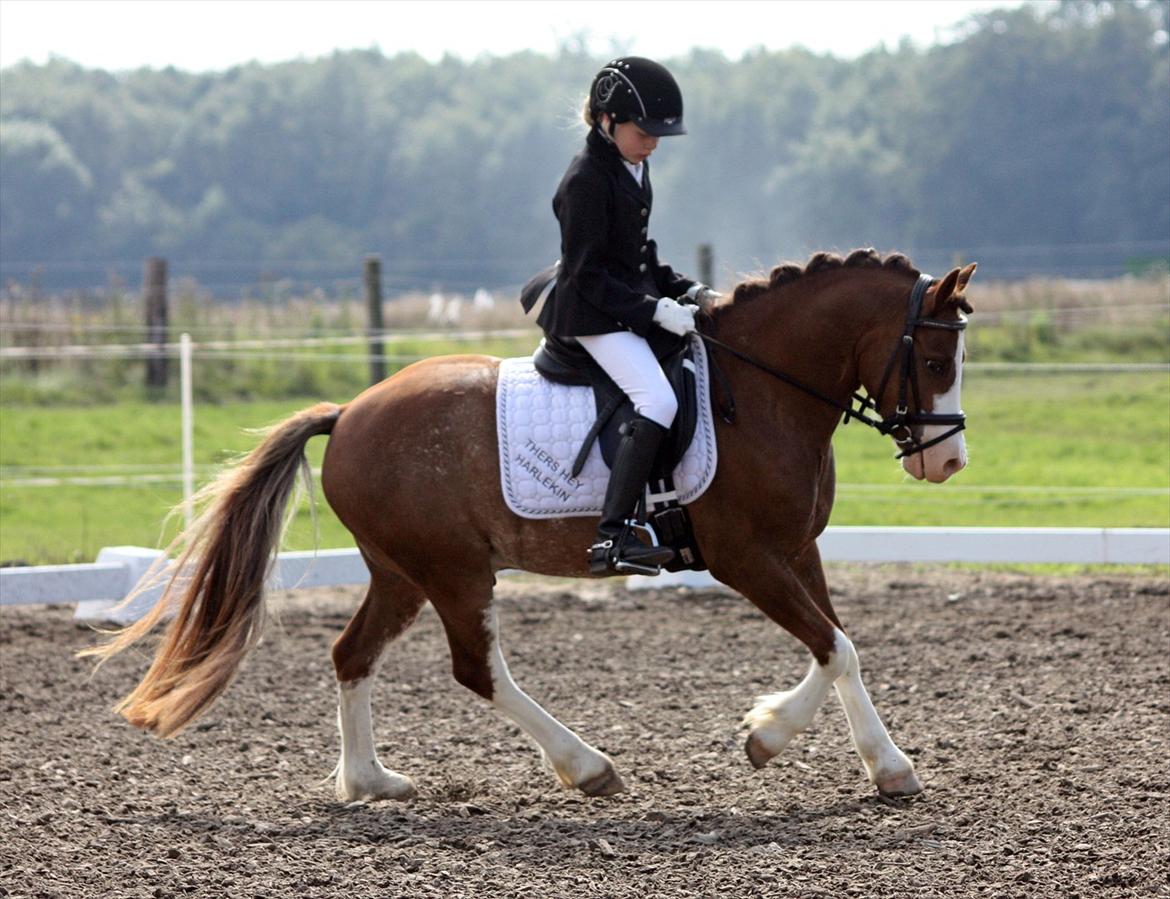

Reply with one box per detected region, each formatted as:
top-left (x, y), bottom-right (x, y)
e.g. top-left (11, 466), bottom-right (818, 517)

top-left (143, 257), bottom-right (168, 389)
top-left (365, 256), bottom-right (386, 385)
top-left (697, 243), bottom-right (714, 288)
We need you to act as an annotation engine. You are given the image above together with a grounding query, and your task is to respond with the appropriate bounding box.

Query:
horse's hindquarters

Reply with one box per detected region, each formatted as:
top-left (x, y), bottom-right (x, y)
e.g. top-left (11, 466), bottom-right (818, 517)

top-left (322, 357), bottom-right (506, 560)
top-left (320, 355), bottom-right (597, 579)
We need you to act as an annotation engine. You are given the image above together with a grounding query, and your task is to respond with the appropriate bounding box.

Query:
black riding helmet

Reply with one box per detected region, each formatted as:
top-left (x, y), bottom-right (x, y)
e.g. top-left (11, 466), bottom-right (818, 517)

top-left (589, 57), bottom-right (686, 137)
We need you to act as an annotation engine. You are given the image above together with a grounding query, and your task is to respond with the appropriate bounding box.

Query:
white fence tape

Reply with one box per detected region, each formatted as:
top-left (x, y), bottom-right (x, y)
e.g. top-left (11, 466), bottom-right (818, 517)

top-left (0, 527), bottom-right (1166, 624)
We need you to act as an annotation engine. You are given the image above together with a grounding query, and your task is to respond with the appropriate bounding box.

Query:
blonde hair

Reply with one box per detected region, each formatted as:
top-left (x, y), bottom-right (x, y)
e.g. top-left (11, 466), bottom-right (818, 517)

top-left (581, 95), bottom-right (595, 128)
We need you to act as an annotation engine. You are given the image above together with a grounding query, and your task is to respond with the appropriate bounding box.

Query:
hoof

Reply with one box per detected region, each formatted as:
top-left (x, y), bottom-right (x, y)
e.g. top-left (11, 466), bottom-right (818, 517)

top-left (336, 767), bottom-right (417, 802)
top-left (875, 768), bottom-right (923, 798)
top-left (744, 733), bottom-right (776, 770)
top-left (578, 766), bottom-right (626, 797)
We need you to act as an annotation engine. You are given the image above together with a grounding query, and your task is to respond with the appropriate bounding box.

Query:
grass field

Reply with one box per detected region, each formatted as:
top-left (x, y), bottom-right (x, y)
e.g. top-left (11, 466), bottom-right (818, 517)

top-left (1, 369), bottom-right (1167, 565)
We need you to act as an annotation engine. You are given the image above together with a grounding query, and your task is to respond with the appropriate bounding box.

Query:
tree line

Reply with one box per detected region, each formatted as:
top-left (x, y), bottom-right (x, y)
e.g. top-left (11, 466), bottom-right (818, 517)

top-left (1, 0), bottom-right (1166, 293)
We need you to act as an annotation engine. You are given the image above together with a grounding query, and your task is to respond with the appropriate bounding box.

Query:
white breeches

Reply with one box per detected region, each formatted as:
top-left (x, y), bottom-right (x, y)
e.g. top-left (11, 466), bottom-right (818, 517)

top-left (576, 331), bottom-right (678, 428)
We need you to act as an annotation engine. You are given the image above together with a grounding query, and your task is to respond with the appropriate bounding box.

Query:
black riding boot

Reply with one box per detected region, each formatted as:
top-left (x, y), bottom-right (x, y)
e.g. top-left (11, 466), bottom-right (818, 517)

top-left (588, 415), bottom-right (676, 576)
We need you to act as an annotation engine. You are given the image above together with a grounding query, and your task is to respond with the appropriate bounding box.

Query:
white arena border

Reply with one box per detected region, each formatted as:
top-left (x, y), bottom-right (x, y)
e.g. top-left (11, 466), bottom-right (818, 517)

top-left (0, 527), bottom-right (1166, 624)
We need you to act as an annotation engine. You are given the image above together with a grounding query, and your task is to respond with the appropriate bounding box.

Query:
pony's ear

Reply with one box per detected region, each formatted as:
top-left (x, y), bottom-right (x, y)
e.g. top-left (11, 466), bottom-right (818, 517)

top-left (925, 267), bottom-right (961, 315)
top-left (925, 262), bottom-right (978, 315)
top-left (956, 262), bottom-right (977, 293)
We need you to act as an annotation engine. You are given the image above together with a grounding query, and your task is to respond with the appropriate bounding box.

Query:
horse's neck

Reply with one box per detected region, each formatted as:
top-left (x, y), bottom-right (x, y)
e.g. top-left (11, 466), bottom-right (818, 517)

top-left (714, 277), bottom-right (872, 434)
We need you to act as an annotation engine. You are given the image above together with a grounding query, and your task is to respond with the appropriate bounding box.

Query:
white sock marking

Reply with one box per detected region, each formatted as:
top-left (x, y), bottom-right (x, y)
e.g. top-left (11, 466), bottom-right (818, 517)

top-left (335, 673), bottom-right (414, 800)
top-left (485, 607), bottom-right (610, 788)
top-left (745, 630), bottom-right (850, 756)
top-left (831, 632), bottom-right (917, 787)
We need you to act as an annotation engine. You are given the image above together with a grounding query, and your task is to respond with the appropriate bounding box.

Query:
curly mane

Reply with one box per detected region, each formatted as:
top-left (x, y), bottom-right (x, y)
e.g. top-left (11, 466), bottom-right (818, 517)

top-left (729, 249), bottom-right (919, 305)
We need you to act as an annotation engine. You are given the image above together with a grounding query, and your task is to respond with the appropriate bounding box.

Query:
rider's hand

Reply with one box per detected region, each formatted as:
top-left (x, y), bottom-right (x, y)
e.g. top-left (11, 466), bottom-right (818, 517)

top-left (683, 283), bottom-right (722, 307)
top-left (652, 297), bottom-right (698, 336)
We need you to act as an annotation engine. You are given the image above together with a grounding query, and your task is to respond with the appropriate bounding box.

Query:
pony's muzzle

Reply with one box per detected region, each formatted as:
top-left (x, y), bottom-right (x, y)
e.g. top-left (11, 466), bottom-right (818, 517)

top-left (902, 432), bottom-right (967, 483)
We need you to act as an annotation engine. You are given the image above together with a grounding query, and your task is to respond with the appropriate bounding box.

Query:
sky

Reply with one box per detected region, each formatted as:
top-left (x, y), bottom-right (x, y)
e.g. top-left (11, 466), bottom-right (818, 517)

top-left (0, 0), bottom-right (1046, 72)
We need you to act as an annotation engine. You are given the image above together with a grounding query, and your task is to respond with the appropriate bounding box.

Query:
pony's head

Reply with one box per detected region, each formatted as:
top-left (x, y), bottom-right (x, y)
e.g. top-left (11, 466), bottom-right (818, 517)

top-left (710, 250), bottom-right (975, 484)
top-left (891, 263), bottom-right (976, 483)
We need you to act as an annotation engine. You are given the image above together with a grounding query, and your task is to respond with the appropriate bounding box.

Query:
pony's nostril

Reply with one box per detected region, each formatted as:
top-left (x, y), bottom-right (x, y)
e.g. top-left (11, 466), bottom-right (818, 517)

top-left (942, 456), bottom-right (964, 478)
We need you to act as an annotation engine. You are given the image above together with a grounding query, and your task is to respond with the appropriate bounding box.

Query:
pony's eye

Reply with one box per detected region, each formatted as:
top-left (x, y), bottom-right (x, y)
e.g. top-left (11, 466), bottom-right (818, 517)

top-left (925, 359), bottom-right (948, 375)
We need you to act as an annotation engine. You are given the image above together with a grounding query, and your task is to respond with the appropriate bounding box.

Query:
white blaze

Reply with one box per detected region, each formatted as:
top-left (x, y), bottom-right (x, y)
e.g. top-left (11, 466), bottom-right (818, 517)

top-left (902, 326), bottom-right (967, 482)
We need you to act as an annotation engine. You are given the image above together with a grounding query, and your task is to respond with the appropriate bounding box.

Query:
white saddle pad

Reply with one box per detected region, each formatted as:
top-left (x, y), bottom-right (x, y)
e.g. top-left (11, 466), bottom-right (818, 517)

top-left (497, 335), bottom-right (718, 519)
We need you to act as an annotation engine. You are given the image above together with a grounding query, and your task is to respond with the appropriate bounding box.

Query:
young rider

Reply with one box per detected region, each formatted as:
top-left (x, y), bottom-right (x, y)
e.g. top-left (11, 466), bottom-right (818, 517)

top-left (530, 57), bottom-right (719, 576)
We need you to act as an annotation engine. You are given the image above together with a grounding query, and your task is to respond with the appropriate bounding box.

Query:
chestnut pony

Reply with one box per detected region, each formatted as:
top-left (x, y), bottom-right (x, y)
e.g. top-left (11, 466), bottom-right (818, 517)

top-left (85, 249), bottom-right (976, 801)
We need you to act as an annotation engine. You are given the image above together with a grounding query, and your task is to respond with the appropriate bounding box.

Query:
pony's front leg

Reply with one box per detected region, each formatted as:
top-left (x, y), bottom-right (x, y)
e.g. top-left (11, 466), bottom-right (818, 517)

top-left (830, 636), bottom-right (922, 797)
top-left (723, 555), bottom-right (845, 766)
top-left (721, 553), bottom-right (920, 796)
top-left (745, 631), bottom-right (920, 797)
top-left (742, 631), bottom-right (846, 770)
top-left (790, 542), bottom-right (921, 797)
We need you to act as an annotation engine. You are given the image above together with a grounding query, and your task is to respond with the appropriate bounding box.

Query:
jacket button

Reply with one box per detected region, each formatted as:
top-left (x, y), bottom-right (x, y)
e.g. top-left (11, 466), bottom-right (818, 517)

top-left (641, 227), bottom-right (648, 236)
top-left (639, 263), bottom-right (648, 272)
top-left (640, 245), bottom-right (648, 253)
top-left (640, 208), bottom-right (648, 217)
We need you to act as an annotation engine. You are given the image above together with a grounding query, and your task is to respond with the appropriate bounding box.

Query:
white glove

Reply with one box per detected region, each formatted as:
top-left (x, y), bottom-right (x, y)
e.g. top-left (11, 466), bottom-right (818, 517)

top-left (684, 283), bottom-right (722, 306)
top-left (652, 297), bottom-right (697, 336)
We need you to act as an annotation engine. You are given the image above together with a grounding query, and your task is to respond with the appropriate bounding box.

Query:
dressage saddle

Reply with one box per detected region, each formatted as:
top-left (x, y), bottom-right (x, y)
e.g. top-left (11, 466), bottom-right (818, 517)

top-left (531, 331), bottom-right (707, 571)
top-left (533, 331), bottom-right (698, 475)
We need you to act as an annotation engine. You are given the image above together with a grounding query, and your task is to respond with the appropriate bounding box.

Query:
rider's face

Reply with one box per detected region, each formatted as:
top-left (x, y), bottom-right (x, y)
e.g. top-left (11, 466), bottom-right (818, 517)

top-left (604, 117), bottom-right (659, 164)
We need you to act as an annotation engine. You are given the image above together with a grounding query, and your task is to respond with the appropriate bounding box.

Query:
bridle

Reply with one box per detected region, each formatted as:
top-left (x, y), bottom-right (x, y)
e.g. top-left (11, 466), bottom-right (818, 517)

top-left (698, 273), bottom-right (967, 460)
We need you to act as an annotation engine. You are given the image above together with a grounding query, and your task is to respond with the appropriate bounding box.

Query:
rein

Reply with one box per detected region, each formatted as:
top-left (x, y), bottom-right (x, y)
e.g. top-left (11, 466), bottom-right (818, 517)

top-left (698, 273), bottom-right (967, 460)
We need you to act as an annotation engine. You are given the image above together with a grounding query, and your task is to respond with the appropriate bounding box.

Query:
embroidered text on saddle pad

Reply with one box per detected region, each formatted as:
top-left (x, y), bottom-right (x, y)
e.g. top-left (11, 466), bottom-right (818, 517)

top-left (497, 335), bottom-right (718, 519)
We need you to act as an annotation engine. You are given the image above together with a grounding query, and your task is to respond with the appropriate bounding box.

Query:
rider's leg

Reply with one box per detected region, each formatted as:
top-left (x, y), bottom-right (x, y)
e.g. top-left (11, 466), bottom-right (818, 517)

top-left (577, 331), bottom-right (678, 575)
top-left (576, 331), bottom-right (679, 430)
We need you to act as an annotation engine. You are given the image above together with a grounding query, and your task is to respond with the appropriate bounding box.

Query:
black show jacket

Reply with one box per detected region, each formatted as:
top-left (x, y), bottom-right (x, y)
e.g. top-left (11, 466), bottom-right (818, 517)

top-left (536, 127), bottom-right (696, 338)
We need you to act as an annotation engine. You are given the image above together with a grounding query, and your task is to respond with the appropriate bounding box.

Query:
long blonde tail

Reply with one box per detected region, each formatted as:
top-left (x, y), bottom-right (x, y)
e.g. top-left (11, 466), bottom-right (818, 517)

top-left (80, 402), bottom-right (341, 737)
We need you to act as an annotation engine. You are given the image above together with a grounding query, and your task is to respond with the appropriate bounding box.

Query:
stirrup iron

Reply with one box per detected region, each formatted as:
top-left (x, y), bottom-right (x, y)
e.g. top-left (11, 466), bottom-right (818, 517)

top-left (588, 520), bottom-right (673, 576)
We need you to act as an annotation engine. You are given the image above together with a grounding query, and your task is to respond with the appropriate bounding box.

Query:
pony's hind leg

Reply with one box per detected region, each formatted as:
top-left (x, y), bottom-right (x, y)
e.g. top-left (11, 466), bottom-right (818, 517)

top-left (331, 566), bottom-right (427, 801)
top-left (428, 570), bottom-right (625, 797)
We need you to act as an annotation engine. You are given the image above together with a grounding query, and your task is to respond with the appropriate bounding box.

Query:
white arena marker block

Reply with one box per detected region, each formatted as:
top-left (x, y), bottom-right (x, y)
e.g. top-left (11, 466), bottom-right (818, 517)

top-left (625, 526), bottom-right (1170, 590)
top-left (74, 546), bottom-right (167, 624)
top-left (1, 562), bottom-right (128, 606)
top-left (1104, 528), bottom-right (1170, 564)
top-left (626, 568), bottom-right (717, 590)
top-left (267, 549), bottom-right (371, 591)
